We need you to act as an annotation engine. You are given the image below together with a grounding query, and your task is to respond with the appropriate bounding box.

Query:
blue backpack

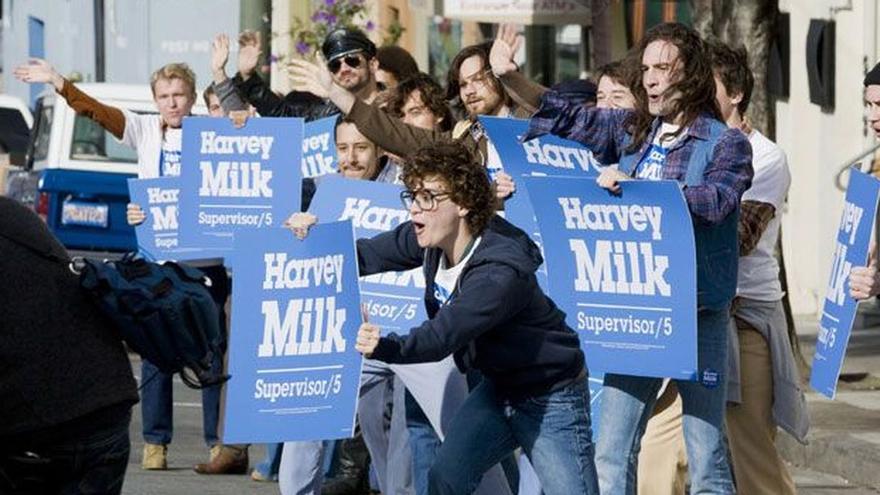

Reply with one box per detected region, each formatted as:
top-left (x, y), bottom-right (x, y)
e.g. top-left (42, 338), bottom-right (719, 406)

top-left (73, 254), bottom-right (229, 389)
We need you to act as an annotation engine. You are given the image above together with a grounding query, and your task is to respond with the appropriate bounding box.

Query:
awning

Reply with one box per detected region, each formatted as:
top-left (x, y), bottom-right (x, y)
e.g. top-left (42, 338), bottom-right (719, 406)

top-left (442, 0), bottom-right (591, 26)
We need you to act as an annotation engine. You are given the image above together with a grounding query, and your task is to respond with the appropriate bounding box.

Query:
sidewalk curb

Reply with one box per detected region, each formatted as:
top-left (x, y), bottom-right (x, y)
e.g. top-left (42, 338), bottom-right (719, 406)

top-left (777, 399), bottom-right (880, 489)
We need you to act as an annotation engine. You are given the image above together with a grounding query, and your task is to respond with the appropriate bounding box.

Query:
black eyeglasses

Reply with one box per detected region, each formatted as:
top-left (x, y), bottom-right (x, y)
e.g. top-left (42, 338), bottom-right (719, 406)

top-left (400, 189), bottom-right (451, 211)
top-left (327, 54), bottom-right (363, 74)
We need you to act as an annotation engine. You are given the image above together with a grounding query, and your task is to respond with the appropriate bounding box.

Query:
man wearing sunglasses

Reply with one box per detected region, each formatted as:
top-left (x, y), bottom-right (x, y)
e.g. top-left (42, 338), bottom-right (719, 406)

top-left (231, 28), bottom-right (380, 122)
top-left (288, 41), bottom-right (525, 202)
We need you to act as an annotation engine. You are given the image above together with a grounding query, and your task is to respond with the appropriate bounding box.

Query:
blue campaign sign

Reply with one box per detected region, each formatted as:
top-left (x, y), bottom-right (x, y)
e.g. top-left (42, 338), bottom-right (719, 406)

top-left (811, 168), bottom-right (880, 399)
top-left (178, 117), bottom-right (303, 249)
top-left (479, 116), bottom-right (601, 179)
top-left (524, 176), bottom-right (697, 379)
top-left (127, 177), bottom-right (231, 260)
top-left (503, 188), bottom-right (549, 292)
top-left (309, 176), bottom-right (426, 335)
top-left (302, 115), bottom-right (338, 178)
top-left (222, 221), bottom-right (363, 443)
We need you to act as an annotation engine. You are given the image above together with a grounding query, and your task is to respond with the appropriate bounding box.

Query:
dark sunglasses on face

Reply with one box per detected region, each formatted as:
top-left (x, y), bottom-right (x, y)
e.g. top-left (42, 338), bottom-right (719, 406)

top-left (327, 54), bottom-right (363, 74)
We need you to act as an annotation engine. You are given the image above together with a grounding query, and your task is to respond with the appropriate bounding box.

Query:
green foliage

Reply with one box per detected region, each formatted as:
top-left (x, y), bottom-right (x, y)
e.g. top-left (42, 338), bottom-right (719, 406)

top-left (286, 0), bottom-right (374, 60)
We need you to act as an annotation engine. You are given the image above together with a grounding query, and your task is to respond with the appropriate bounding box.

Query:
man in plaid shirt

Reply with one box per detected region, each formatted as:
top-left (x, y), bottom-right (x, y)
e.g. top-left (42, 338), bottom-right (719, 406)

top-left (494, 22), bottom-right (752, 495)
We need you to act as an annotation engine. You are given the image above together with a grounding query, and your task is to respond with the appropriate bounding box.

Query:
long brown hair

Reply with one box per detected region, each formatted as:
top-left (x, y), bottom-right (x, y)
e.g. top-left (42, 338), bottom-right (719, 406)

top-left (626, 23), bottom-right (721, 153)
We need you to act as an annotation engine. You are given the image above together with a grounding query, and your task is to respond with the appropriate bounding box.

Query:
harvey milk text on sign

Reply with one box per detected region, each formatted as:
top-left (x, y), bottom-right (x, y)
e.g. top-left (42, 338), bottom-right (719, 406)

top-left (524, 177), bottom-right (697, 379)
top-left (222, 221), bottom-right (363, 443)
top-left (479, 116), bottom-right (601, 179)
top-left (811, 168), bottom-right (880, 398)
top-left (309, 176), bottom-right (426, 335)
top-left (178, 117), bottom-right (303, 250)
top-left (302, 115), bottom-right (337, 178)
top-left (127, 177), bottom-right (231, 260)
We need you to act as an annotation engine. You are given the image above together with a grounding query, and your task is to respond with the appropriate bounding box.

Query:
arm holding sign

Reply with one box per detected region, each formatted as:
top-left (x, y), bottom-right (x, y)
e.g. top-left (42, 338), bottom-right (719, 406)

top-left (850, 245), bottom-right (880, 299)
top-left (684, 130), bottom-right (753, 225)
top-left (127, 203), bottom-right (146, 226)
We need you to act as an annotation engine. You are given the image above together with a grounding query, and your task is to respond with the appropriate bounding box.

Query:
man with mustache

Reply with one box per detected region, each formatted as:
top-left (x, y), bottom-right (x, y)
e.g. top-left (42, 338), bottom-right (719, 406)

top-left (231, 28), bottom-right (380, 121)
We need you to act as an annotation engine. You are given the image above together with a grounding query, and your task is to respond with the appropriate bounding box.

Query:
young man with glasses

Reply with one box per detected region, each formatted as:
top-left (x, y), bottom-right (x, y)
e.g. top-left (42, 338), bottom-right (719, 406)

top-left (288, 141), bottom-right (599, 495)
top-left (231, 28), bottom-right (380, 121)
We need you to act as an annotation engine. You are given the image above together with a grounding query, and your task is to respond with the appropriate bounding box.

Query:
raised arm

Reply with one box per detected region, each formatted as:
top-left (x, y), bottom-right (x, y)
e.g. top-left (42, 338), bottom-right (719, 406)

top-left (490, 23), bottom-right (547, 113)
top-left (210, 33), bottom-right (249, 114)
top-left (231, 30), bottom-right (296, 117)
top-left (14, 59), bottom-right (125, 139)
top-left (289, 58), bottom-right (455, 157)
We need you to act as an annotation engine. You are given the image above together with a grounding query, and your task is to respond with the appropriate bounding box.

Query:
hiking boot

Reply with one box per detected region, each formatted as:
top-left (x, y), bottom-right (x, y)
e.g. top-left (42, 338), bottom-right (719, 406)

top-left (322, 435), bottom-right (370, 495)
top-left (142, 443), bottom-right (167, 470)
top-left (193, 445), bottom-right (249, 475)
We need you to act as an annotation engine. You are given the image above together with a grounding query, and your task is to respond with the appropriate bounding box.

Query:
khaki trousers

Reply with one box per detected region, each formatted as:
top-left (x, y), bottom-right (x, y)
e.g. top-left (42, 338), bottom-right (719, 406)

top-left (726, 319), bottom-right (796, 495)
top-left (637, 318), bottom-right (797, 495)
top-left (636, 383), bottom-right (687, 495)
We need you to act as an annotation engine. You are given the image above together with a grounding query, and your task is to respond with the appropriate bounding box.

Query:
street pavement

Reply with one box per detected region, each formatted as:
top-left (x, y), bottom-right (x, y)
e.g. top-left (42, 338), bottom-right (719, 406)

top-left (775, 309), bottom-right (880, 491)
top-left (120, 306), bottom-right (880, 494)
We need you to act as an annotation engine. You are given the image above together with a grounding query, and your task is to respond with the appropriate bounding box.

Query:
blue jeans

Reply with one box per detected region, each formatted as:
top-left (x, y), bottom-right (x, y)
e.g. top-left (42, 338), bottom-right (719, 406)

top-left (141, 355), bottom-right (223, 446)
top-left (0, 408), bottom-right (131, 495)
top-left (595, 307), bottom-right (734, 495)
top-left (254, 443), bottom-right (283, 480)
top-left (406, 390), bottom-right (441, 495)
top-left (428, 376), bottom-right (599, 495)
top-left (141, 263), bottom-right (228, 447)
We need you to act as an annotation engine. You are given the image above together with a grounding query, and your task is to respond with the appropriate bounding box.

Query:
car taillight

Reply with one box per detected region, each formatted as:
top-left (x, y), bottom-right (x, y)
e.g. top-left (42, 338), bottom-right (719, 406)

top-left (36, 192), bottom-right (49, 222)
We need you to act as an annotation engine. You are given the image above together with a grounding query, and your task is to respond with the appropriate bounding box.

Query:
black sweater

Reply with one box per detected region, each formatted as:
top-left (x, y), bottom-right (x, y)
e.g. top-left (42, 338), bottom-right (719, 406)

top-left (359, 215), bottom-right (586, 399)
top-left (0, 197), bottom-right (138, 438)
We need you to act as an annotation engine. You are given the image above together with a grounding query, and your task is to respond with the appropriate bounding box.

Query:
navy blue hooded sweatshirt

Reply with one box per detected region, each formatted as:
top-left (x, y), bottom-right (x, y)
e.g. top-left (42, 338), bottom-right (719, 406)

top-left (358, 215), bottom-right (585, 400)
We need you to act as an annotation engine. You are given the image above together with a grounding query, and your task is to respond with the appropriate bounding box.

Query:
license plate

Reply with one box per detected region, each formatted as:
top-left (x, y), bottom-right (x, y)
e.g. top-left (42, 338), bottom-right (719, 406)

top-left (61, 200), bottom-right (109, 228)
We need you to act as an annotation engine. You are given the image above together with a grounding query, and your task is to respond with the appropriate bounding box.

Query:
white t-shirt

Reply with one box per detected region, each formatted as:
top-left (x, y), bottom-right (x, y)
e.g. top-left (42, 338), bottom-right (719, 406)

top-left (635, 122), bottom-right (684, 180)
top-left (432, 237), bottom-right (482, 306)
top-left (736, 130), bottom-right (791, 301)
top-left (120, 110), bottom-right (182, 178)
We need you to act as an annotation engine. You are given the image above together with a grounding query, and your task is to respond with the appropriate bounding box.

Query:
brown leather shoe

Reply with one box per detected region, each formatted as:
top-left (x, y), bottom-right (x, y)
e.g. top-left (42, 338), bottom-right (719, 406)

top-left (193, 445), bottom-right (249, 475)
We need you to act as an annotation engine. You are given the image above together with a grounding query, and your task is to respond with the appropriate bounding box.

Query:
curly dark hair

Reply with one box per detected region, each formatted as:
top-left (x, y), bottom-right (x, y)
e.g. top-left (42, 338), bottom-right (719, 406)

top-left (626, 23), bottom-right (721, 152)
top-left (387, 72), bottom-right (454, 132)
top-left (401, 141), bottom-right (495, 235)
top-left (445, 41), bottom-right (510, 107)
top-left (707, 40), bottom-right (754, 116)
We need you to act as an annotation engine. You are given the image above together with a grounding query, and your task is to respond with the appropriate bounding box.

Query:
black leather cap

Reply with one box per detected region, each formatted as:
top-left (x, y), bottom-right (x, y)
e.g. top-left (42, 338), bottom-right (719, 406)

top-left (866, 62), bottom-right (880, 87)
top-left (321, 28), bottom-right (377, 62)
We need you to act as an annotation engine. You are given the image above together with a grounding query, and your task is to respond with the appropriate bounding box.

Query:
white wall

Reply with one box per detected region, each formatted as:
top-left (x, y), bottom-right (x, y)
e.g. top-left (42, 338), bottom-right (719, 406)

top-left (2, 0), bottom-right (96, 104)
top-left (776, 0), bottom-right (877, 317)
